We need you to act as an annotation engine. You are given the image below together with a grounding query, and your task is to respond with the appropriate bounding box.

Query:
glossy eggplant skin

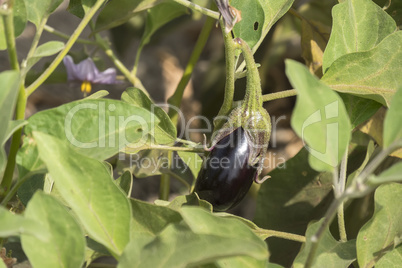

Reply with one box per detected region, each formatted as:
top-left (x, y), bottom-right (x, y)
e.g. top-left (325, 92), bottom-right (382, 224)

top-left (194, 127), bottom-right (257, 211)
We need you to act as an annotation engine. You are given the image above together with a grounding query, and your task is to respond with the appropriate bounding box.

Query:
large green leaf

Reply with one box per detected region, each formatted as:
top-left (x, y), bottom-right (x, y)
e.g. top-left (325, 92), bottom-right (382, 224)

top-left (254, 148), bottom-right (333, 266)
top-left (25, 99), bottom-right (157, 160)
top-left (0, 206), bottom-right (47, 240)
top-left (383, 87), bottom-right (402, 148)
top-left (286, 60), bottom-right (351, 171)
top-left (322, 0), bottom-right (397, 73)
top-left (356, 183), bottom-right (402, 267)
top-left (376, 244), bottom-right (402, 268)
top-left (21, 192), bottom-right (85, 268)
top-left (322, 31), bottom-right (402, 107)
top-left (122, 88), bottom-right (176, 145)
top-left (95, 0), bottom-right (165, 32)
top-left (33, 132), bottom-right (131, 257)
top-left (119, 207), bottom-right (268, 268)
top-left (0, 71), bottom-right (20, 179)
top-left (0, 0), bottom-right (27, 50)
top-left (232, 0), bottom-right (294, 52)
top-left (293, 219), bottom-right (356, 268)
top-left (24, 0), bottom-right (63, 27)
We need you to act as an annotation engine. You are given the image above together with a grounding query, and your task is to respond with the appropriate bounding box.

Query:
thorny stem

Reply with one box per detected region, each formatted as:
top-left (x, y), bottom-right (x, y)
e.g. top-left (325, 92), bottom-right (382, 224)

top-left (337, 148), bottom-right (349, 242)
top-left (256, 229), bottom-right (306, 243)
top-left (26, 0), bottom-right (108, 96)
top-left (215, 20), bottom-right (236, 130)
top-left (172, 0), bottom-right (219, 20)
top-left (262, 89), bottom-right (297, 102)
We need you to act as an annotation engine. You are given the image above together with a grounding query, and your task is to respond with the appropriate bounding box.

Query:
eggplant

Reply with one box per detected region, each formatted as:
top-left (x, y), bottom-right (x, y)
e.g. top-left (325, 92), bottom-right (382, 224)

top-left (194, 127), bottom-right (257, 211)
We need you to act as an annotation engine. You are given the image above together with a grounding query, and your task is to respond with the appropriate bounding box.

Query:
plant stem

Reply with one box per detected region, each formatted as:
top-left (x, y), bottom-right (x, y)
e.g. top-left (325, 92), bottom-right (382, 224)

top-left (337, 148), bottom-right (348, 242)
top-left (2, 0), bottom-right (18, 70)
top-left (262, 89), bottom-right (297, 102)
top-left (172, 0), bottom-right (219, 20)
top-left (256, 229), bottom-right (306, 243)
top-left (159, 172), bottom-right (170, 200)
top-left (1, 0), bottom-right (26, 196)
top-left (215, 20), bottom-right (236, 130)
top-left (167, 14), bottom-right (215, 124)
top-left (25, 0), bottom-right (108, 96)
top-left (44, 25), bottom-right (98, 45)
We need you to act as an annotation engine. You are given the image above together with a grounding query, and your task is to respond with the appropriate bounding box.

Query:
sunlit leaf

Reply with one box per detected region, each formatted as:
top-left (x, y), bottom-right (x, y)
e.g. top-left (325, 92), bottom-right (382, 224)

top-left (322, 31), bottom-right (402, 107)
top-left (376, 244), bottom-right (402, 268)
top-left (286, 60), bottom-right (351, 171)
top-left (33, 132), bottom-right (131, 257)
top-left (322, 0), bottom-right (397, 73)
top-left (25, 99), bottom-right (158, 160)
top-left (21, 192), bottom-right (85, 268)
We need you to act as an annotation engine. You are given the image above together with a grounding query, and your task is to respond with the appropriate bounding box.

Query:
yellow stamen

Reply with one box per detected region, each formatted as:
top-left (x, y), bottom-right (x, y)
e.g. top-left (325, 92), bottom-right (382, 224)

top-left (81, 81), bottom-right (92, 94)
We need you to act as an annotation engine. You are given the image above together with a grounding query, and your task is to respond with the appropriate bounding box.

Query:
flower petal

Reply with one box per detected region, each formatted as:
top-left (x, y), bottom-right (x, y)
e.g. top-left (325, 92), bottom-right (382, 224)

top-left (92, 68), bottom-right (117, 84)
top-left (75, 58), bottom-right (98, 81)
top-left (63, 56), bottom-right (81, 81)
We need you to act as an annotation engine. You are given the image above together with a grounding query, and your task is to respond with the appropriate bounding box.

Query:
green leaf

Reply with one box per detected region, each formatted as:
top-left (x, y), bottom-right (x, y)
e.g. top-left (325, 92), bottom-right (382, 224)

top-left (177, 151), bottom-right (203, 187)
top-left (17, 173), bottom-right (46, 206)
top-left (383, 87), bottom-right (402, 148)
top-left (254, 148), bottom-right (333, 267)
top-left (119, 207), bottom-right (268, 268)
top-left (321, 31), bottom-right (402, 107)
top-left (95, 0), bottom-right (165, 32)
top-left (25, 41), bottom-right (65, 72)
top-left (130, 198), bottom-right (182, 237)
top-left (0, 0), bottom-right (27, 50)
top-left (180, 207), bottom-right (268, 257)
top-left (322, 0), bottom-right (397, 73)
top-left (16, 136), bottom-right (44, 179)
top-left (232, 0), bottom-right (294, 52)
top-left (0, 206), bottom-right (48, 240)
top-left (24, 0), bottom-right (64, 27)
top-left (5, 120), bottom-right (27, 142)
top-left (211, 256), bottom-right (269, 268)
top-left (86, 89), bottom-right (109, 99)
top-left (368, 162), bottom-right (402, 185)
top-left (67, 0), bottom-right (97, 18)
top-left (140, 2), bottom-right (187, 47)
top-left (21, 192), bottom-right (86, 268)
top-left (293, 219), bottom-right (356, 268)
top-left (356, 183), bottom-right (402, 267)
top-left (339, 94), bottom-right (382, 130)
top-left (286, 60), bottom-right (351, 171)
top-left (25, 99), bottom-right (158, 160)
top-left (166, 193), bottom-right (213, 212)
top-left (0, 71), bottom-right (20, 178)
top-left (33, 132), bottom-right (131, 257)
top-left (376, 244), bottom-right (402, 268)
top-left (122, 88), bottom-right (176, 145)
top-left (115, 170), bottom-right (133, 197)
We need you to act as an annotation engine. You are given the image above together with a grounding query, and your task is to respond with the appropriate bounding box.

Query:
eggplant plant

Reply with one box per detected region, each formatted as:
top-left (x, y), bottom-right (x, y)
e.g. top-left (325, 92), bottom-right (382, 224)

top-left (0, 0), bottom-right (401, 267)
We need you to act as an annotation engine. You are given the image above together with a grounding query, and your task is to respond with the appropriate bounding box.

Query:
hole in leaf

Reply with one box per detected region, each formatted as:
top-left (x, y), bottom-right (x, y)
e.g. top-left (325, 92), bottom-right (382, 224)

top-left (254, 22), bottom-right (259, 31)
top-left (136, 128), bottom-right (143, 133)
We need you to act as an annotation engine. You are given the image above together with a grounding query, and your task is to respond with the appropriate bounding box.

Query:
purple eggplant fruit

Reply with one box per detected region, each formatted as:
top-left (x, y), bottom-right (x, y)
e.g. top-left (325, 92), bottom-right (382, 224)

top-left (194, 127), bottom-right (257, 211)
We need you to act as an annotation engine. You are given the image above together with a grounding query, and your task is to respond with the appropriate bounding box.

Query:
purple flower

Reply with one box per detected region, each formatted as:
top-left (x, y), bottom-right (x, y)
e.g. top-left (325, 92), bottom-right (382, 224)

top-left (63, 55), bottom-right (118, 94)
